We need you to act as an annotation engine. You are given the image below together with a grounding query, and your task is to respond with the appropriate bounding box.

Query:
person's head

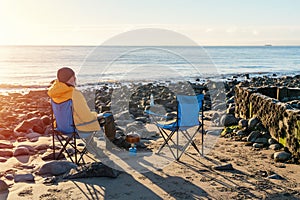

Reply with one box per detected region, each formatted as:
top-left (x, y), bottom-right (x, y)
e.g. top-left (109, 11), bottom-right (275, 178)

top-left (57, 67), bottom-right (76, 86)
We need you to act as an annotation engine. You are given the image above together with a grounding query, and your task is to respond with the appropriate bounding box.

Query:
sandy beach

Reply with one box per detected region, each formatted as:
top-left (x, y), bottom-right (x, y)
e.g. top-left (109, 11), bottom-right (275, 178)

top-left (0, 78), bottom-right (300, 200)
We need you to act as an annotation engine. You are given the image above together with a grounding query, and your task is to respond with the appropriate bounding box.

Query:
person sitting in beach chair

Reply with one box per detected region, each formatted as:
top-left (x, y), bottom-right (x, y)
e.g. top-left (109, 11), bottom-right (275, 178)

top-left (48, 67), bottom-right (129, 163)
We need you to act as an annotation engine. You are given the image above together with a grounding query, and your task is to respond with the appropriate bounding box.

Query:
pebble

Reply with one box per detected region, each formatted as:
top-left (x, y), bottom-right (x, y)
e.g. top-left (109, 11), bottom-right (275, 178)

top-left (5, 174), bottom-right (14, 180)
top-left (0, 180), bottom-right (9, 192)
top-left (14, 174), bottom-right (35, 183)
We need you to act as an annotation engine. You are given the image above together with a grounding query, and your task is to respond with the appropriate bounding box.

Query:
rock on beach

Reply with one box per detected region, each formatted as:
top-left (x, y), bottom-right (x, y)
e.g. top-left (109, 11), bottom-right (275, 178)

top-left (37, 161), bottom-right (77, 176)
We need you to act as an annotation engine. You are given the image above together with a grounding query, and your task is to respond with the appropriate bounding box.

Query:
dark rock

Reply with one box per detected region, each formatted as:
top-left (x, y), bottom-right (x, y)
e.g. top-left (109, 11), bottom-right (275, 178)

top-left (238, 119), bottom-right (248, 128)
top-left (212, 163), bottom-right (234, 171)
top-left (254, 137), bottom-right (268, 144)
top-left (5, 174), bottom-right (14, 180)
top-left (220, 114), bottom-right (238, 126)
top-left (274, 151), bottom-right (291, 162)
top-left (37, 160), bottom-right (77, 176)
top-left (236, 130), bottom-right (247, 137)
top-left (63, 162), bottom-right (119, 179)
top-left (77, 142), bottom-right (85, 147)
top-left (0, 180), bottom-right (8, 191)
top-left (14, 174), bottom-right (35, 183)
top-left (66, 148), bottom-right (75, 155)
top-left (13, 146), bottom-right (30, 156)
top-left (247, 131), bottom-right (261, 143)
top-left (226, 96), bottom-right (235, 104)
top-left (226, 105), bottom-right (235, 115)
top-left (268, 138), bottom-right (278, 145)
top-left (269, 144), bottom-right (281, 150)
top-left (253, 143), bottom-right (264, 149)
top-left (42, 152), bottom-right (66, 161)
top-left (248, 117), bottom-right (259, 130)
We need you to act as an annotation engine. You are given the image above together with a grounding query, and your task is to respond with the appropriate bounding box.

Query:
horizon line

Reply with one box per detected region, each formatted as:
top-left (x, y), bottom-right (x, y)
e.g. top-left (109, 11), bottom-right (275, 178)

top-left (1, 44), bottom-right (300, 47)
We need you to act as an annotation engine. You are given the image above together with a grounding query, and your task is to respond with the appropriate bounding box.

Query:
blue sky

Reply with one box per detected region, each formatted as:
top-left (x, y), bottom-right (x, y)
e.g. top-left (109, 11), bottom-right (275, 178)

top-left (0, 0), bottom-right (299, 45)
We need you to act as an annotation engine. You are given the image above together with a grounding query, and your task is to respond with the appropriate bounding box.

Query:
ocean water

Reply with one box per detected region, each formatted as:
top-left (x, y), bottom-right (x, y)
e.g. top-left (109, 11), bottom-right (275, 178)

top-left (0, 45), bottom-right (299, 90)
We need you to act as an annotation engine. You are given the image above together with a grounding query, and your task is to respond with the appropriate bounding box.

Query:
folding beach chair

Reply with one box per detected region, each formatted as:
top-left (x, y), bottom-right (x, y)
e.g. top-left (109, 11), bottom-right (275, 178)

top-left (50, 99), bottom-right (97, 165)
top-left (146, 94), bottom-right (204, 161)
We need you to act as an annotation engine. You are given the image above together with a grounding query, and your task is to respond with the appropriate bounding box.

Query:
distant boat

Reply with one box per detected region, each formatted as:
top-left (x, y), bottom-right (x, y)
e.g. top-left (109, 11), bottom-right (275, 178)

top-left (265, 44), bottom-right (272, 46)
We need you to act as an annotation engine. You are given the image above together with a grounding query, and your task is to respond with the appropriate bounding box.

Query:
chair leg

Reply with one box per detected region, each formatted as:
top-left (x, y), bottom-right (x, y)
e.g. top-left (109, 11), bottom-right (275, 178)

top-left (52, 130), bottom-right (55, 160)
top-left (74, 133), bottom-right (78, 165)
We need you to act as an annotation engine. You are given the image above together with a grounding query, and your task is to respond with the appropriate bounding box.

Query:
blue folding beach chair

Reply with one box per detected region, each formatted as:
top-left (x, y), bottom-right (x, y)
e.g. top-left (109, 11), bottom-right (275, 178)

top-left (50, 99), bottom-right (99, 165)
top-left (146, 94), bottom-right (205, 161)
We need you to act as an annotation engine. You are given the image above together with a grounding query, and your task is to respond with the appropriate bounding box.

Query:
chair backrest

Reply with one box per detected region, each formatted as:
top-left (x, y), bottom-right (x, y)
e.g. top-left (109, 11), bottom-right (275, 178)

top-left (177, 94), bottom-right (204, 128)
top-left (51, 99), bottom-right (76, 135)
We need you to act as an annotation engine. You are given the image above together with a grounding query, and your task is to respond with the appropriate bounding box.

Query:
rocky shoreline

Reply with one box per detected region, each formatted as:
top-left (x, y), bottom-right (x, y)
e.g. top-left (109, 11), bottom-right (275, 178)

top-left (0, 75), bottom-right (299, 199)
